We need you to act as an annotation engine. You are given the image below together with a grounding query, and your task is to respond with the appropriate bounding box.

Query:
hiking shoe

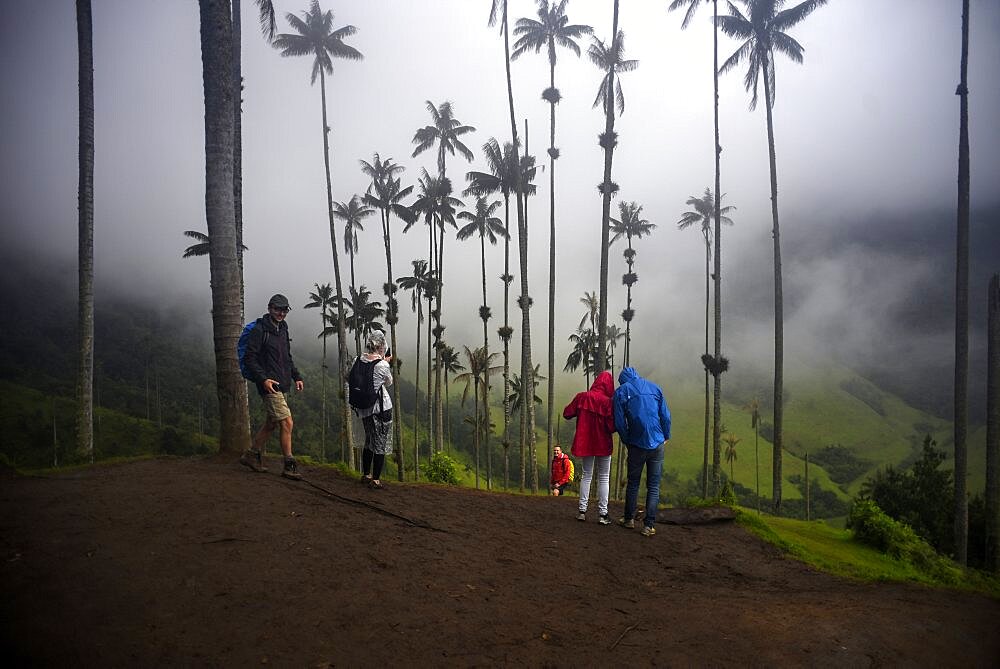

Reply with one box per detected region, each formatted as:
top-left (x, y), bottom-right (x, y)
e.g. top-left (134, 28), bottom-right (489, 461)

top-left (598, 514), bottom-right (612, 525)
top-left (576, 512), bottom-right (586, 522)
top-left (281, 457), bottom-right (302, 481)
top-left (640, 525), bottom-right (657, 537)
top-left (618, 518), bottom-right (635, 529)
top-left (240, 448), bottom-right (267, 473)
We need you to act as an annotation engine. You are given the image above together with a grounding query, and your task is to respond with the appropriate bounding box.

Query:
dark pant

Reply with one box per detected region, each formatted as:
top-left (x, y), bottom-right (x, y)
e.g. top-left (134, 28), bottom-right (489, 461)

top-left (623, 444), bottom-right (664, 528)
top-left (362, 448), bottom-right (385, 479)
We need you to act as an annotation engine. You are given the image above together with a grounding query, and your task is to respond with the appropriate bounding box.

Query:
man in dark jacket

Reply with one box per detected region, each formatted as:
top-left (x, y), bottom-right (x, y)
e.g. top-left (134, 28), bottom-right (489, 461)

top-left (613, 367), bottom-right (671, 537)
top-left (240, 294), bottom-right (305, 480)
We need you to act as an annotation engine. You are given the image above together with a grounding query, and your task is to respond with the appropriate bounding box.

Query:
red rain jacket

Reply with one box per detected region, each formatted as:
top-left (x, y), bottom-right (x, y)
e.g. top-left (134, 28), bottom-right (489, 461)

top-left (550, 452), bottom-right (572, 487)
top-left (563, 370), bottom-right (616, 458)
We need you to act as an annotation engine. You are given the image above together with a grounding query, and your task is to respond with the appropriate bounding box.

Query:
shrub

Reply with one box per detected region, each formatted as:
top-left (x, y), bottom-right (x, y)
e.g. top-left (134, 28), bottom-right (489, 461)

top-left (421, 451), bottom-right (460, 485)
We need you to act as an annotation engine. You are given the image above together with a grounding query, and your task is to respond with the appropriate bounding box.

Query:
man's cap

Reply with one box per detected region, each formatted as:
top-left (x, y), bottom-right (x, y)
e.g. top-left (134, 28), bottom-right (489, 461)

top-left (268, 294), bottom-right (290, 309)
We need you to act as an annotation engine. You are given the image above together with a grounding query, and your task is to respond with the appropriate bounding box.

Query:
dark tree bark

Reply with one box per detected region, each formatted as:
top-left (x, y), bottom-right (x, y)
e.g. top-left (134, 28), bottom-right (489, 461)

top-left (986, 273), bottom-right (999, 573)
top-left (76, 0), bottom-right (95, 462)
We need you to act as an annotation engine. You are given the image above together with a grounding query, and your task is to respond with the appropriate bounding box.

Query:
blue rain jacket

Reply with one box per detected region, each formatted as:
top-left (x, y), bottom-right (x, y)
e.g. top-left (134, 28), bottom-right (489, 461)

top-left (613, 367), bottom-right (671, 449)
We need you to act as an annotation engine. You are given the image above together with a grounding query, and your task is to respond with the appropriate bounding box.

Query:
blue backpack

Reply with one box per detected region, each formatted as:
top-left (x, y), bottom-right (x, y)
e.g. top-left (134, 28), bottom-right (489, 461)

top-left (237, 320), bottom-right (267, 380)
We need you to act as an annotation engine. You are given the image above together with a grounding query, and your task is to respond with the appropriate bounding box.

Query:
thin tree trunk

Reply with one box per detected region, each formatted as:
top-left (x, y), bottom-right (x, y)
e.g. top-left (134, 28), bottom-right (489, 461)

top-left (953, 0), bottom-right (970, 566)
top-left (436, 223), bottom-right (446, 454)
top-left (413, 287), bottom-right (422, 480)
top-left (596, 0), bottom-right (620, 373)
top-left (499, 3), bottom-right (532, 493)
top-left (318, 67), bottom-right (353, 468)
top-left (762, 61), bottom-right (783, 514)
top-left (703, 233), bottom-right (711, 498)
top-left (320, 331), bottom-right (327, 462)
top-left (546, 56), bottom-right (557, 475)
top-left (986, 273), bottom-right (999, 572)
top-left (199, 0), bottom-right (251, 455)
top-left (481, 232), bottom-right (492, 489)
top-left (350, 249), bottom-right (361, 358)
top-left (76, 0), bottom-right (95, 463)
top-left (711, 0), bottom-right (724, 500)
top-left (502, 196), bottom-right (515, 490)
top-left (523, 118), bottom-right (538, 493)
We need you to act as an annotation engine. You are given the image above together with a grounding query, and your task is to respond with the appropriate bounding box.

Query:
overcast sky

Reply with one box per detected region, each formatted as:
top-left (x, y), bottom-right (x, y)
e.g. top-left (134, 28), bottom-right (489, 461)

top-left (1, 0), bottom-right (998, 398)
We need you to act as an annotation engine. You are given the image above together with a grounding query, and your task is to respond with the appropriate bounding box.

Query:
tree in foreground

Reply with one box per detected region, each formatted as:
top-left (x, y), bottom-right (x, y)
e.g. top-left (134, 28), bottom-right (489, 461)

top-left (589, 0), bottom-right (637, 372)
top-left (198, 0), bottom-right (251, 454)
top-left (677, 188), bottom-right (734, 496)
top-left (76, 0), bottom-right (95, 462)
top-left (512, 0), bottom-right (593, 477)
top-left (717, 0), bottom-right (827, 513)
top-left (273, 0), bottom-right (362, 461)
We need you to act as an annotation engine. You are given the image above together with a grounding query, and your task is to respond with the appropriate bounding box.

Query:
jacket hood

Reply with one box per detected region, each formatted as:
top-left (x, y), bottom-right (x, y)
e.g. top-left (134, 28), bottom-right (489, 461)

top-left (618, 367), bottom-right (638, 385)
top-left (591, 371), bottom-right (614, 398)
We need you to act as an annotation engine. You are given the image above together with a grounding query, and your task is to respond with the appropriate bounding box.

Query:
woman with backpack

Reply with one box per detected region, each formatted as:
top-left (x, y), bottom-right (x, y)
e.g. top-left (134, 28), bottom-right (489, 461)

top-left (353, 330), bottom-right (394, 489)
top-left (563, 370), bottom-right (617, 524)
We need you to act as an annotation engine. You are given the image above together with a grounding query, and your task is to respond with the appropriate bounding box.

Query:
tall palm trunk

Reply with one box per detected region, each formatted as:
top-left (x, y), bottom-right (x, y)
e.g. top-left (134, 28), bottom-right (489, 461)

top-left (435, 223), bottom-right (446, 453)
top-left (317, 67), bottom-right (353, 467)
top-left (320, 326), bottom-right (327, 461)
top-left (953, 0), bottom-right (971, 565)
top-left (761, 60), bottom-right (783, 513)
top-left (986, 273), bottom-right (999, 573)
top-left (501, 194), bottom-right (513, 490)
top-left (474, 370), bottom-right (481, 489)
top-left (523, 120), bottom-right (538, 492)
top-left (711, 0), bottom-right (724, 499)
top-left (702, 230), bottom-right (711, 498)
top-left (480, 233), bottom-right (493, 489)
top-left (413, 285), bottom-right (423, 480)
top-left (382, 209), bottom-right (404, 481)
top-left (499, 3), bottom-right (534, 492)
top-left (546, 53), bottom-right (557, 471)
top-left (596, 0), bottom-right (620, 373)
top-left (76, 0), bottom-right (95, 462)
top-left (199, 0), bottom-right (251, 454)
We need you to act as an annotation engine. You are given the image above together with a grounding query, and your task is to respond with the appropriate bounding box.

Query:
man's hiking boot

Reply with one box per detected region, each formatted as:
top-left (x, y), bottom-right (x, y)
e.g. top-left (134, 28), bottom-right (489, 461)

top-left (281, 457), bottom-right (303, 481)
top-left (618, 517), bottom-right (635, 529)
top-left (640, 525), bottom-right (656, 537)
top-left (598, 514), bottom-right (612, 525)
top-left (240, 448), bottom-right (267, 473)
top-left (576, 512), bottom-right (586, 522)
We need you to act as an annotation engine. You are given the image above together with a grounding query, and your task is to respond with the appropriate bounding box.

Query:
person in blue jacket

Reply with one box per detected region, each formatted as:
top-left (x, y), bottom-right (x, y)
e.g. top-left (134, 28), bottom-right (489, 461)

top-left (612, 367), bottom-right (671, 537)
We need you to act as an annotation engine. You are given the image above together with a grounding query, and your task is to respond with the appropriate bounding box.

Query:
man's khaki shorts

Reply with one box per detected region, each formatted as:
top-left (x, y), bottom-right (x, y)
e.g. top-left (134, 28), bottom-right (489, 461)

top-left (262, 391), bottom-right (292, 422)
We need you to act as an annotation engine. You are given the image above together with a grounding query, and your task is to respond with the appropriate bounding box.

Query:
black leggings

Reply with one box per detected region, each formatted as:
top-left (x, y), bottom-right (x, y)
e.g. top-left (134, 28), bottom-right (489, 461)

top-left (362, 448), bottom-right (385, 479)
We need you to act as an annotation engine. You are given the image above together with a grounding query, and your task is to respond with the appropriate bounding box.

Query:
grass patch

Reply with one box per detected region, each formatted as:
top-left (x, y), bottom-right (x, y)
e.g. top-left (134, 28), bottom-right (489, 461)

top-left (735, 508), bottom-right (1000, 597)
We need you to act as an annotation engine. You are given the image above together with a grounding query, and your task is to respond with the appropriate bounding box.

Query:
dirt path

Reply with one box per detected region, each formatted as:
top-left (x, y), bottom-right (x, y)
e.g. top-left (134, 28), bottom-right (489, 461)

top-left (2, 458), bottom-right (998, 667)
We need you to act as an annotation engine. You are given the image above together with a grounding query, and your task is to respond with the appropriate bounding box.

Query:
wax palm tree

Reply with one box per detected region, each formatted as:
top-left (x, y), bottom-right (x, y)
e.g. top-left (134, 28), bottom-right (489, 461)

top-left (342, 285), bottom-right (384, 342)
top-left (512, 0), bottom-right (592, 476)
top-left (669, 0), bottom-right (729, 499)
top-left (466, 138), bottom-right (519, 464)
top-left (410, 169), bottom-right (464, 454)
top-left (953, 0), bottom-right (971, 565)
top-left (411, 101), bottom-right (476, 181)
top-left (717, 0), bottom-right (827, 513)
top-left (273, 0), bottom-right (362, 460)
top-left (489, 0), bottom-right (536, 492)
top-left (458, 195), bottom-right (507, 486)
top-left (508, 363), bottom-right (546, 482)
top-left (606, 323), bottom-right (625, 371)
top-left (198, 0), bottom-right (252, 455)
top-left (75, 0), bottom-right (95, 462)
top-left (454, 346), bottom-right (503, 489)
top-left (439, 343), bottom-right (465, 451)
top-left (723, 431), bottom-right (740, 483)
top-left (397, 260), bottom-right (432, 479)
top-left (610, 201), bottom-right (656, 366)
top-left (305, 283), bottom-right (336, 462)
top-left (677, 188), bottom-right (734, 497)
top-left (589, 0), bottom-right (638, 372)
top-left (361, 154), bottom-right (415, 481)
top-left (333, 194), bottom-right (375, 356)
top-left (565, 327), bottom-right (597, 389)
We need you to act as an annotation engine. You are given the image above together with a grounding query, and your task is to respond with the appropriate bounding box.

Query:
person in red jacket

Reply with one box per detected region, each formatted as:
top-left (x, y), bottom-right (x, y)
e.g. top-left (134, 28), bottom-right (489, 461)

top-left (563, 370), bottom-right (616, 524)
top-left (550, 446), bottom-right (572, 496)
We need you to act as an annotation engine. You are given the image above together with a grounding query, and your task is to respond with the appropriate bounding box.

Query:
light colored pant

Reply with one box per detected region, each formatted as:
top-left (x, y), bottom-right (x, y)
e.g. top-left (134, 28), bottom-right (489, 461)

top-left (578, 455), bottom-right (612, 516)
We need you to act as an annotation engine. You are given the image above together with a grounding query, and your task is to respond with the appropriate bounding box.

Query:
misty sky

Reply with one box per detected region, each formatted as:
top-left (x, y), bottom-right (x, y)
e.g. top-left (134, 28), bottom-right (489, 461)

top-left (1, 0), bottom-right (998, 397)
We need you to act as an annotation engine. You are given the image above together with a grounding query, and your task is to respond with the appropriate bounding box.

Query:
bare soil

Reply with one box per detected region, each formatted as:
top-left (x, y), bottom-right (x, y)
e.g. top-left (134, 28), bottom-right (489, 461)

top-left (2, 457), bottom-right (998, 667)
